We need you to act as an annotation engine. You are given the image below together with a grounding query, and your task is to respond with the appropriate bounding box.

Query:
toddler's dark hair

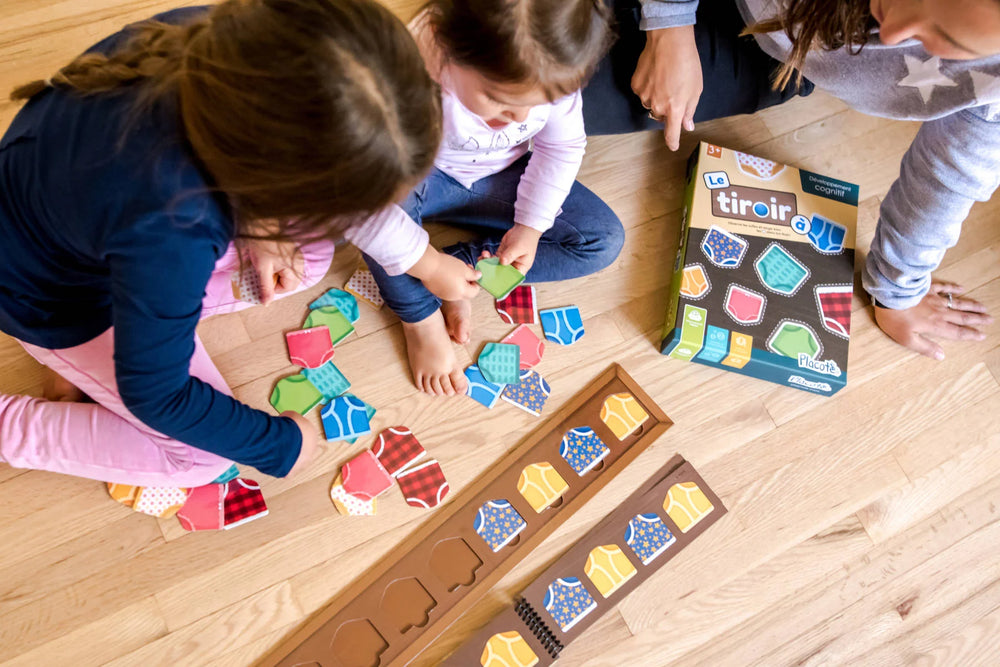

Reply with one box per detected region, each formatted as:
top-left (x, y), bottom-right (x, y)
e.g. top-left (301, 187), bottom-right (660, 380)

top-left (425, 0), bottom-right (614, 99)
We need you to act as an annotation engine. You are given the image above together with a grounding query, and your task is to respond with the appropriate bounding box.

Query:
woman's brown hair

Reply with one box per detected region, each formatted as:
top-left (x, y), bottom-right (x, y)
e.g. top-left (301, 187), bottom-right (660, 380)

top-left (11, 0), bottom-right (442, 241)
top-left (424, 0), bottom-right (615, 99)
top-left (746, 0), bottom-right (878, 90)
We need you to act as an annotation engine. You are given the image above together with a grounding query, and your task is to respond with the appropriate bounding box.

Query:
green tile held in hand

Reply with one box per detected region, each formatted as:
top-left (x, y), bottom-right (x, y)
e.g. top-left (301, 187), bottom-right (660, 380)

top-left (477, 257), bottom-right (525, 299)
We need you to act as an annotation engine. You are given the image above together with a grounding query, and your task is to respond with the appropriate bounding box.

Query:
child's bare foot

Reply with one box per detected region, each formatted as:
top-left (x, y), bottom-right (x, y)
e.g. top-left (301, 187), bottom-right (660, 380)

top-left (402, 310), bottom-right (469, 396)
top-left (42, 367), bottom-right (87, 402)
top-left (441, 298), bottom-right (473, 344)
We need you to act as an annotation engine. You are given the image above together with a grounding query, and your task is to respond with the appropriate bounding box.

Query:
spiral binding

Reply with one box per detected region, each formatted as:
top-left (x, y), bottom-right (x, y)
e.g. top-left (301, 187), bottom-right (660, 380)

top-left (515, 597), bottom-right (564, 659)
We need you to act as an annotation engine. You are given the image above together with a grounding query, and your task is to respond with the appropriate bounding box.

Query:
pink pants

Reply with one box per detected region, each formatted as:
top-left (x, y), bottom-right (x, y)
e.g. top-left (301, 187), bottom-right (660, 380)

top-left (0, 241), bottom-right (335, 487)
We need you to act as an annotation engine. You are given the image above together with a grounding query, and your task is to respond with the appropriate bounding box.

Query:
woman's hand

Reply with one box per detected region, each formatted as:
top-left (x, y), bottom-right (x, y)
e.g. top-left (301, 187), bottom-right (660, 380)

top-left (408, 246), bottom-right (481, 301)
top-left (496, 223), bottom-right (542, 274)
top-left (237, 237), bottom-right (305, 305)
top-left (874, 281), bottom-right (993, 360)
top-left (632, 25), bottom-right (703, 151)
top-left (284, 411), bottom-right (321, 477)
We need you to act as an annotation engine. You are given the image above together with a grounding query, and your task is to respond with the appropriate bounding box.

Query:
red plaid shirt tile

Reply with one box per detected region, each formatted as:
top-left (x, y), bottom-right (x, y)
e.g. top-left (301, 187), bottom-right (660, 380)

top-left (815, 285), bottom-right (852, 338)
top-left (223, 479), bottom-right (269, 529)
top-left (371, 426), bottom-right (427, 476)
top-left (396, 460), bottom-right (450, 508)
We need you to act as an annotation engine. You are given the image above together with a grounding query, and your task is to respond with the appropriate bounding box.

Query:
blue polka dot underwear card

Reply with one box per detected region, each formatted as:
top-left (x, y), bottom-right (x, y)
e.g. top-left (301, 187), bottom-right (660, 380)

top-left (624, 513), bottom-right (676, 565)
top-left (559, 427), bottom-right (610, 476)
top-left (543, 577), bottom-right (598, 632)
top-left (474, 500), bottom-right (527, 552)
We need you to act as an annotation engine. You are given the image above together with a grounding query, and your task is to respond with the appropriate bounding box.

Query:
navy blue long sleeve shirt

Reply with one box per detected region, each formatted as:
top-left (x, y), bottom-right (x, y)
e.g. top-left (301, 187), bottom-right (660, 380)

top-left (0, 9), bottom-right (301, 477)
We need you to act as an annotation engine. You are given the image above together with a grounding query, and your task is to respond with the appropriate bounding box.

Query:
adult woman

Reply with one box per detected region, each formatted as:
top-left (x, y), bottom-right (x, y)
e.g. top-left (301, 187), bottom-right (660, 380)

top-left (584, 0), bottom-right (1000, 359)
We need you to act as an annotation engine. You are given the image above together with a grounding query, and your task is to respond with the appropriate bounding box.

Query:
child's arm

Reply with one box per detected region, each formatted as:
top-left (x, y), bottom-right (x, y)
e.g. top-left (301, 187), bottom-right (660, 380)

top-left (345, 204), bottom-right (481, 300)
top-left (106, 214), bottom-right (308, 478)
top-left (499, 91), bottom-right (588, 273)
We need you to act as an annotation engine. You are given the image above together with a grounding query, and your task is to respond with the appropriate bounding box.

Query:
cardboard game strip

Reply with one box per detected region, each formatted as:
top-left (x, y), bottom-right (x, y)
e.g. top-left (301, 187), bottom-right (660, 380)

top-left (443, 455), bottom-right (725, 666)
top-left (259, 365), bottom-right (671, 667)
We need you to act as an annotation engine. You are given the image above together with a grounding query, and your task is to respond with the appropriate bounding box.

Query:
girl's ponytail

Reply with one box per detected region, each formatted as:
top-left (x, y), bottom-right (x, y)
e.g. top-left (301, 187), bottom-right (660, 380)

top-left (10, 18), bottom-right (206, 101)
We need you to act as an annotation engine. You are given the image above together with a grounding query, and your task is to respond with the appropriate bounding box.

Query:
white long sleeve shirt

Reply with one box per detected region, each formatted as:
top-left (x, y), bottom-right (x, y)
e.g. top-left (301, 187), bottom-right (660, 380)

top-left (346, 74), bottom-right (587, 276)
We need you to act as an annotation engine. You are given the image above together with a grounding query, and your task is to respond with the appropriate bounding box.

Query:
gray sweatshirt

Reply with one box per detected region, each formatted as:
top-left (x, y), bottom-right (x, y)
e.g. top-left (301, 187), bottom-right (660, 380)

top-left (642, 0), bottom-right (1000, 309)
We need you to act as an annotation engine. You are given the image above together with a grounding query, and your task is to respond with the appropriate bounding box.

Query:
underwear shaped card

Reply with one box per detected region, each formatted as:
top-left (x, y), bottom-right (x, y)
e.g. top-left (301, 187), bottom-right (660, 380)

top-left (321, 394), bottom-right (373, 442)
top-left (724, 284), bottom-right (767, 325)
top-left (539, 306), bottom-right (585, 345)
top-left (495, 285), bottom-right (538, 325)
top-left (396, 459), bottom-right (450, 509)
top-left (286, 326), bottom-right (336, 369)
top-left (734, 150), bottom-right (786, 181)
top-left (701, 225), bottom-right (748, 268)
top-left (767, 319), bottom-right (823, 360)
top-left (584, 545), bottom-right (637, 598)
top-left (501, 324), bottom-right (545, 369)
top-left (754, 243), bottom-right (810, 296)
top-left (807, 214), bottom-right (847, 254)
top-left (464, 364), bottom-right (506, 409)
top-left (679, 263), bottom-right (712, 300)
top-left (814, 284), bottom-right (852, 338)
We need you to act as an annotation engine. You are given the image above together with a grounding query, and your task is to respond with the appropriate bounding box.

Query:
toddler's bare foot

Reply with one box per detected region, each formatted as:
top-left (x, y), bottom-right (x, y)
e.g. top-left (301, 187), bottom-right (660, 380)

top-left (42, 367), bottom-right (87, 402)
top-left (402, 310), bottom-right (469, 396)
top-left (441, 298), bottom-right (473, 344)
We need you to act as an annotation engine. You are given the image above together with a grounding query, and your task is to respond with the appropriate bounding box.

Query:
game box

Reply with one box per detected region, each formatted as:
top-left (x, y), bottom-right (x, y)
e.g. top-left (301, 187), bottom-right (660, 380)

top-left (661, 142), bottom-right (859, 396)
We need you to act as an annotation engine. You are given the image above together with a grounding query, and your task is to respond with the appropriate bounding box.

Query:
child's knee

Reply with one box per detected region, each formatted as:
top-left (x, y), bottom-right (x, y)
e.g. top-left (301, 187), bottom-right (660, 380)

top-left (590, 209), bottom-right (625, 270)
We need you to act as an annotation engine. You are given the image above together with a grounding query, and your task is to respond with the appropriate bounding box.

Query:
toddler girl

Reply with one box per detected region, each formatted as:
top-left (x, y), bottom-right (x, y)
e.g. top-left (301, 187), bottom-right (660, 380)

top-left (350, 0), bottom-right (625, 395)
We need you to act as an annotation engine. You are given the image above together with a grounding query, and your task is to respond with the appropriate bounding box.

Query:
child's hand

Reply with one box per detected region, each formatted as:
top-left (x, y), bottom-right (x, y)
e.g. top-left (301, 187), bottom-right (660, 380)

top-left (284, 411), bottom-right (321, 477)
top-left (409, 246), bottom-right (481, 301)
top-left (497, 223), bottom-right (542, 274)
top-left (237, 237), bottom-right (305, 305)
top-left (873, 281), bottom-right (992, 360)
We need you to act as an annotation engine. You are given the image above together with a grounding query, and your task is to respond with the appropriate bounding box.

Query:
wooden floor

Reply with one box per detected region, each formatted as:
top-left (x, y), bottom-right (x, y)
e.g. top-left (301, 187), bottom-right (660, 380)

top-left (3, 2), bottom-right (1000, 665)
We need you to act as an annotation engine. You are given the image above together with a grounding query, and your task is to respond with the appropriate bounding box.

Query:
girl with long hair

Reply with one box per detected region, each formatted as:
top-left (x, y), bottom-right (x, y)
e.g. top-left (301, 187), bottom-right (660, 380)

top-left (0, 0), bottom-right (441, 485)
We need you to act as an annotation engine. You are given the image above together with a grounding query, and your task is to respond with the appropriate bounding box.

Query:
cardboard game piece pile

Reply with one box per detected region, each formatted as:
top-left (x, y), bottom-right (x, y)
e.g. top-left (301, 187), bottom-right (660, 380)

top-left (444, 454), bottom-right (725, 665)
top-left (468, 259), bottom-right (588, 417)
top-left (330, 426), bottom-right (451, 516)
top-left (662, 143), bottom-right (858, 396)
top-left (107, 466), bottom-right (270, 532)
top-left (258, 365), bottom-right (671, 667)
top-left (270, 288), bottom-right (360, 415)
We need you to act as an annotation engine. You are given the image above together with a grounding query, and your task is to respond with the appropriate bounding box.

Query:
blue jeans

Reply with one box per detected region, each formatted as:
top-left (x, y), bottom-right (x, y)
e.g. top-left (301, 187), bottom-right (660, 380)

top-left (361, 153), bottom-right (625, 323)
